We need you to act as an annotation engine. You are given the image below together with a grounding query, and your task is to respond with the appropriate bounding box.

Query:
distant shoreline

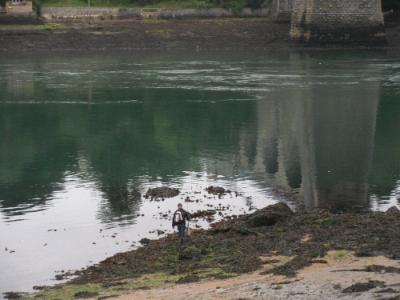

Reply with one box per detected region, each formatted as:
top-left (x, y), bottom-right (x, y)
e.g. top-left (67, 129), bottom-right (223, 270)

top-left (1, 17), bottom-right (400, 54)
top-left (0, 17), bottom-right (290, 54)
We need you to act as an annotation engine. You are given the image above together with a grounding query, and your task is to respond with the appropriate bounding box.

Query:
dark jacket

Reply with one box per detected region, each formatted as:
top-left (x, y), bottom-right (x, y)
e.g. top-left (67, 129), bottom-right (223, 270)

top-left (172, 208), bottom-right (191, 228)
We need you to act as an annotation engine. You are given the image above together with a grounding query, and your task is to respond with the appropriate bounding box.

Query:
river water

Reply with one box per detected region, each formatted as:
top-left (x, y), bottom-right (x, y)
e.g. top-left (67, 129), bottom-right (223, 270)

top-left (1, 50), bottom-right (400, 294)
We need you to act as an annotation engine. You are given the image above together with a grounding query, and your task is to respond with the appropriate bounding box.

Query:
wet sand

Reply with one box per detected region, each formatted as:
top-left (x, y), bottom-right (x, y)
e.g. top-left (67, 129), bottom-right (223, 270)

top-left (115, 253), bottom-right (400, 300)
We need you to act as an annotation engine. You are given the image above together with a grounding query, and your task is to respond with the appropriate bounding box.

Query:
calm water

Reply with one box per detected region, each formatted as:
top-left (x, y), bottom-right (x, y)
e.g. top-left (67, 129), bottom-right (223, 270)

top-left (1, 51), bottom-right (400, 294)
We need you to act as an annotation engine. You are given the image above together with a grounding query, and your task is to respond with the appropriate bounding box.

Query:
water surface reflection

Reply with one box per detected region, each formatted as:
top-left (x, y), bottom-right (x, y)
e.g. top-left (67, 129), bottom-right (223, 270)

top-left (1, 51), bottom-right (400, 293)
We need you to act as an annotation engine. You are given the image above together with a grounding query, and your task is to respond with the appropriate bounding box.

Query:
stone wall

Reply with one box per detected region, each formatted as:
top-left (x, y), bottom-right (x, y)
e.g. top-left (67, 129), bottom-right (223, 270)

top-left (42, 7), bottom-right (269, 21)
top-left (5, 0), bottom-right (32, 15)
top-left (42, 7), bottom-right (140, 20)
top-left (290, 0), bottom-right (386, 44)
top-left (272, 0), bottom-right (294, 22)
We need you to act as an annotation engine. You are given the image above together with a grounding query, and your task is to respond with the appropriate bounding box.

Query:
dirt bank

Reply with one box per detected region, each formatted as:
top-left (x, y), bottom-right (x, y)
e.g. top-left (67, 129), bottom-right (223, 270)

top-left (2, 17), bottom-right (400, 54)
top-left (0, 18), bottom-right (291, 53)
top-left (17, 203), bottom-right (400, 299)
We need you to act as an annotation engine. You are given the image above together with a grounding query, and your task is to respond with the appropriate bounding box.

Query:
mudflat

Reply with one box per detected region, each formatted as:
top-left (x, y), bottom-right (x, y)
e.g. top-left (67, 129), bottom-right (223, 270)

top-left (2, 17), bottom-right (400, 54)
top-left (0, 18), bottom-right (291, 53)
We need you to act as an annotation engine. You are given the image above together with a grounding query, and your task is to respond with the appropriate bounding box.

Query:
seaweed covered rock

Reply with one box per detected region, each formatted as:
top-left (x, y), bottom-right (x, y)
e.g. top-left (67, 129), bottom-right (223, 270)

top-left (342, 280), bottom-right (385, 293)
top-left (245, 202), bottom-right (293, 227)
top-left (73, 291), bottom-right (99, 298)
top-left (191, 210), bottom-right (217, 219)
top-left (179, 246), bottom-right (202, 260)
top-left (386, 206), bottom-right (400, 214)
top-left (144, 187), bottom-right (180, 200)
top-left (139, 238), bottom-right (151, 245)
top-left (176, 274), bottom-right (200, 284)
top-left (206, 186), bottom-right (229, 196)
top-left (3, 292), bottom-right (23, 299)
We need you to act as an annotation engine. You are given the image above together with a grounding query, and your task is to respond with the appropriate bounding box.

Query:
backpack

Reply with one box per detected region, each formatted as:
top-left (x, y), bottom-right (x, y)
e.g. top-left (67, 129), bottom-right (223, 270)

top-left (174, 211), bottom-right (183, 223)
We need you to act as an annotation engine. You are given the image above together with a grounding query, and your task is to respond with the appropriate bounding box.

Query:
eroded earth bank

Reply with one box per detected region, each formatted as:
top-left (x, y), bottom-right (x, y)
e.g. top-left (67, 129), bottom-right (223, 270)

top-left (1, 16), bottom-right (400, 53)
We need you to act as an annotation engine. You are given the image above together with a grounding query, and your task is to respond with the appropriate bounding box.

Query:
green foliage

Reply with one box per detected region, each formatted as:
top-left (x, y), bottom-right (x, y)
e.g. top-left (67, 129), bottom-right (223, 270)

top-left (209, 0), bottom-right (267, 13)
top-left (383, 0), bottom-right (400, 11)
top-left (29, 273), bottom-right (182, 299)
top-left (218, 0), bottom-right (247, 12)
top-left (33, 0), bottom-right (43, 17)
top-left (0, 0), bottom-right (6, 8)
top-left (247, 0), bottom-right (265, 9)
top-left (331, 250), bottom-right (350, 260)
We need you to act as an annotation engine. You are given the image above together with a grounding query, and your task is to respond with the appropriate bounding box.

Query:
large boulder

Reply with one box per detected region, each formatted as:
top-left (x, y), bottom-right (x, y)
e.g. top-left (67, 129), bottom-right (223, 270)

top-left (206, 186), bottom-right (229, 196)
top-left (144, 186), bottom-right (180, 200)
top-left (139, 238), bottom-right (151, 245)
top-left (245, 202), bottom-right (293, 227)
top-left (386, 206), bottom-right (400, 214)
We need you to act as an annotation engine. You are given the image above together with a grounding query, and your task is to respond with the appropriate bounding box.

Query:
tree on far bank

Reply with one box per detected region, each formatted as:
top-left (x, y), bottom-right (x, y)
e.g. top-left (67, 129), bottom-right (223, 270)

top-left (33, 0), bottom-right (42, 17)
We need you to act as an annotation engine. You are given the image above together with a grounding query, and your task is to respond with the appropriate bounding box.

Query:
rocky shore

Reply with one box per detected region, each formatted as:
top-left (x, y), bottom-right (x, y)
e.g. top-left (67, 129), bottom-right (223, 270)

top-left (1, 16), bottom-right (400, 54)
top-left (11, 201), bottom-right (400, 299)
top-left (3, 13), bottom-right (400, 299)
top-left (0, 18), bottom-right (290, 54)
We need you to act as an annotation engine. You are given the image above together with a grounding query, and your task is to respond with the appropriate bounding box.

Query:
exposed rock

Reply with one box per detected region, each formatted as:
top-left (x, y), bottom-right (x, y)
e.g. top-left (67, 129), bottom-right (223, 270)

top-left (32, 286), bottom-right (48, 290)
top-left (3, 292), bottom-right (23, 299)
top-left (311, 259), bottom-right (328, 264)
top-left (365, 265), bottom-right (400, 274)
top-left (97, 295), bottom-right (120, 300)
top-left (245, 202), bottom-right (293, 227)
top-left (139, 238), bottom-right (151, 245)
top-left (184, 196), bottom-right (194, 202)
top-left (342, 280), bottom-right (385, 293)
top-left (206, 186), bottom-right (229, 196)
top-left (375, 288), bottom-right (397, 293)
top-left (176, 274), bottom-right (200, 284)
top-left (386, 206), bottom-right (400, 214)
top-left (191, 210), bottom-right (217, 219)
top-left (354, 249), bottom-right (375, 257)
top-left (144, 187), bottom-right (180, 200)
top-left (73, 291), bottom-right (99, 298)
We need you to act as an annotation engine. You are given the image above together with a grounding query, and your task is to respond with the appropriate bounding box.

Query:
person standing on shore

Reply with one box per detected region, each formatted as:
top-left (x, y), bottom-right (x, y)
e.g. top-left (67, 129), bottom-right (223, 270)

top-left (172, 203), bottom-right (191, 246)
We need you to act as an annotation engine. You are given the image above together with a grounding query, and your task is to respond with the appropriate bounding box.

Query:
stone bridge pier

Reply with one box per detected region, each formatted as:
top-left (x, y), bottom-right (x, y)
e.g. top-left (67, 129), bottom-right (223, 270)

top-left (273, 0), bottom-right (386, 44)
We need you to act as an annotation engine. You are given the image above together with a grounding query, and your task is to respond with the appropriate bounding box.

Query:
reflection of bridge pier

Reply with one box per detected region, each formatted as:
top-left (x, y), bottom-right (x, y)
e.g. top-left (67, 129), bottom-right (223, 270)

top-left (252, 55), bottom-right (380, 211)
top-left (303, 83), bottom-right (379, 210)
top-left (254, 99), bottom-right (279, 175)
top-left (272, 0), bottom-right (386, 44)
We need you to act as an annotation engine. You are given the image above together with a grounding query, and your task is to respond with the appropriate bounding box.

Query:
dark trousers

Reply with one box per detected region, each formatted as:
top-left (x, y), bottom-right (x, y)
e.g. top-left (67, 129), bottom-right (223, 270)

top-left (177, 223), bottom-right (186, 245)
